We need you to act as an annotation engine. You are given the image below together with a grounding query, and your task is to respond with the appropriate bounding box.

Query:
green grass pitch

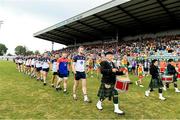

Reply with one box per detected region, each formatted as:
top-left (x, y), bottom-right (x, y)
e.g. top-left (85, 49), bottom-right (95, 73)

top-left (0, 60), bottom-right (180, 119)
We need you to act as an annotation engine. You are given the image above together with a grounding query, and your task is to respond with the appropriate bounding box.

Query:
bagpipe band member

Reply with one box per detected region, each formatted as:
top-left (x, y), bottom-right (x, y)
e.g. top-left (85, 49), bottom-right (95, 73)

top-left (96, 51), bottom-right (125, 115)
top-left (164, 59), bottom-right (180, 93)
top-left (145, 59), bottom-right (166, 100)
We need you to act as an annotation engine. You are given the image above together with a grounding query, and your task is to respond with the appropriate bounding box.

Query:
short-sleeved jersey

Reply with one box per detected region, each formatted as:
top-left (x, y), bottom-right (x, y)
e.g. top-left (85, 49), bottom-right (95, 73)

top-left (18, 58), bottom-right (23, 63)
top-left (57, 58), bottom-right (69, 75)
top-left (73, 55), bottom-right (86, 72)
top-left (31, 58), bottom-right (36, 66)
top-left (35, 58), bottom-right (42, 68)
top-left (42, 57), bottom-right (50, 69)
top-left (25, 58), bottom-right (31, 66)
top-left (51, 59), bottom-right (57, 72)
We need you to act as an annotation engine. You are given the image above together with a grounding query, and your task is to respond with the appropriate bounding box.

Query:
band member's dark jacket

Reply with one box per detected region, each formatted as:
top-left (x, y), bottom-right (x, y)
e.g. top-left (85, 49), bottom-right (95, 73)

top-left (100, 60), bottom-right (124, 85)
top-left (150, 65), bottom-right (159, 79)
top-left (167, 64), bottom-right (177, 75)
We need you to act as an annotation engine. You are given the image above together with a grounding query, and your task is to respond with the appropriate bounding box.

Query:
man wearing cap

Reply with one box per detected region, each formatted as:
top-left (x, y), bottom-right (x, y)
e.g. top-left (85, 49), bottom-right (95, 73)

top-left (96, 51), bottom-right (125, 115)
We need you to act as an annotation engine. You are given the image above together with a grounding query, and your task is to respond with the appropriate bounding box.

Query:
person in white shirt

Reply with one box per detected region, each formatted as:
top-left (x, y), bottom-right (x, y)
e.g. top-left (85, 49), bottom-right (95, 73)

top-left (50, 54), bottom-right (59, 87)
top-left (25, 57), bottom-right (31, 75)
top-left (30, 56), bottom-right (36, 78)
top-left (18, 57), bottom-right (23, 72)
top-left (72, 46), bottom-right (91, 103)
top-left (42, 53), bottom-right (50, 86)
top-left (35, 56), bottom-right (42, 81)
top-left (22, 57), bottom-right (26, 73)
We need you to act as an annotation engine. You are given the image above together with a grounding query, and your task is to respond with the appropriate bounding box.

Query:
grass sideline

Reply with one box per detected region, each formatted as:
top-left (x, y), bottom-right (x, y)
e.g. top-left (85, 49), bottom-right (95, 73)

top-left (0, 60), bottom-right (180, 119)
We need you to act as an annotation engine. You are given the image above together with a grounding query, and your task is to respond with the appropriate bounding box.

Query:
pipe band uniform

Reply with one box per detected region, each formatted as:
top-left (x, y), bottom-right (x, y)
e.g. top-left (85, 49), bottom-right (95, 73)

top-left (96, 51), bottom-right (128, 115)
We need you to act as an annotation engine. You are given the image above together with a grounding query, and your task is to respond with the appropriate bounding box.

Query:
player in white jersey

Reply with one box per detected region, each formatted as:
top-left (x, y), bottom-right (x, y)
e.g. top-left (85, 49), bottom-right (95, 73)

top-left (51, 54), bottom-right (59, 87)
top-left (42, 53), bottom-right (50, 86)
top-left (15, 57), bottom-right (19, 69)
top-left (25, 57), bottom-right (31, 75)
top-left (22, 57), bottom-right (26, 73)
top-left (18, 57), bottom-right (23, 72)
top-left (30, 56), bottom-right (36, 78)
top-left (72, 46), bottom-right (91, 103)
top-left (35, 56), bottom-right (42, 81)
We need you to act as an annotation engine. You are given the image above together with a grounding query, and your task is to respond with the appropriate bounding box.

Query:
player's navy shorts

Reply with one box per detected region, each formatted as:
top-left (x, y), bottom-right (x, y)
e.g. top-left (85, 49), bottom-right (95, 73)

top-left (18, 63), bottom-right (23, 66)
top-left (42, 68), bottom-right (49, 72)
top-left (58, 73), bottom-right (68, 78)
top-left (36, 67), bottom-right (42, 72)
top-left (75, 71), bottom-right (86, 80)
top-left (53, 72), bottom-right (58, 75)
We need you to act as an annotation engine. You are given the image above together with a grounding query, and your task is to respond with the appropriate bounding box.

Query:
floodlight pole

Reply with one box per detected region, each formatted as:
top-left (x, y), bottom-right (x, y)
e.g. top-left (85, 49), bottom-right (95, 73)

top-left (116, 30), bottom-right (119, 42)
top-left (52, 41), bottom-right (54, 51)
top-left (74, 38), bottom-right (77, 47)
top-left (0, 20), bottom-right (3, 30)
top-left (116, 30), bottom-right (119, 48)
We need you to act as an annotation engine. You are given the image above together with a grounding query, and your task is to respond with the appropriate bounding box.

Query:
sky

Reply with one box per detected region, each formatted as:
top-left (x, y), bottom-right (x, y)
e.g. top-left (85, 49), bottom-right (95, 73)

top-left (0, 0), bottom-right (128, 54)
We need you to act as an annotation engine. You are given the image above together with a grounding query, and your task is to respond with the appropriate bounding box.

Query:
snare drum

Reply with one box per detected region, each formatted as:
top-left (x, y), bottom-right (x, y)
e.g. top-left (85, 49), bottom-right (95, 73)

top-left (115, 76), bottom-right (130, 93)
top-left (161, 75), bottom-right (173, 83)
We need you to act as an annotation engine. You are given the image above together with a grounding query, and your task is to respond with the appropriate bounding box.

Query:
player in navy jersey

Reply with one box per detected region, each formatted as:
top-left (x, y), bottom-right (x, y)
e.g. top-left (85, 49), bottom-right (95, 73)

top-left (72, 46), bottom-right (91, 103)
top-left (56, 52), bottom-right (69, 93)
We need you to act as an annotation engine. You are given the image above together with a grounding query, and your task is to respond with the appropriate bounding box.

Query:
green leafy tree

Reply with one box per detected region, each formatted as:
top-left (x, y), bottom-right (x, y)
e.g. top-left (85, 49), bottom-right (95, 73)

top-left (15, 45), bottom-right (27, 55)
top-left (26, 50), bottom-right (34, 56)
top-left (34, 50), bottom-right (40, 55)
top-left (7, 53), bottom-right (12, 56)
top-left (0, 43), bottom-right (8, 55)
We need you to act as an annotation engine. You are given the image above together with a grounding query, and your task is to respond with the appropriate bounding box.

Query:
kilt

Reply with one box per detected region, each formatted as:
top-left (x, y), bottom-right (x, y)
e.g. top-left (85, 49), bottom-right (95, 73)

top-left (173, 74), bottom-right (178, 82)
top-left (149, 78), bottom-right (163, 88)
top-left (97, 83), bottom-right (116, 100)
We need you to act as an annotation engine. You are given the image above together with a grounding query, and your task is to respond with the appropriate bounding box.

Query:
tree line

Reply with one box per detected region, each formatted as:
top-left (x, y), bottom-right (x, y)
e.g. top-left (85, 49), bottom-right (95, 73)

top-left (0, 43), bottom-right (40, 56)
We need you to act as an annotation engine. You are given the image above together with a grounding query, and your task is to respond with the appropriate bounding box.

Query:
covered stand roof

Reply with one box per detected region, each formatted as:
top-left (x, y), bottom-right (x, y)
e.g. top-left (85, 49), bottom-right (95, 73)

top-left (34, 0), bottom-right (180, 45)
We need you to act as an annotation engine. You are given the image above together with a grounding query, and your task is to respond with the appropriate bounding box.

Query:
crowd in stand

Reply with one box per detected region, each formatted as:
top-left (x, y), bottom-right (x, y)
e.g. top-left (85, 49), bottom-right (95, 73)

top-left (53, 35), bottom-right (180, 59)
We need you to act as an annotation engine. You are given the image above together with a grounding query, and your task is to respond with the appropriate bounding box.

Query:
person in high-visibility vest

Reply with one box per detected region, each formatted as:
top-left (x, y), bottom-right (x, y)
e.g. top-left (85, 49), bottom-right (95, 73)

top-left (136, 63), bottom-right (144, 87)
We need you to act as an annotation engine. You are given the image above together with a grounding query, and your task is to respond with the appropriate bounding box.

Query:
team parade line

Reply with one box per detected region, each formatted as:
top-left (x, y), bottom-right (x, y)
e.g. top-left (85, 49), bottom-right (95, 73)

top-left (14, 46), bottom-right (180, 116)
